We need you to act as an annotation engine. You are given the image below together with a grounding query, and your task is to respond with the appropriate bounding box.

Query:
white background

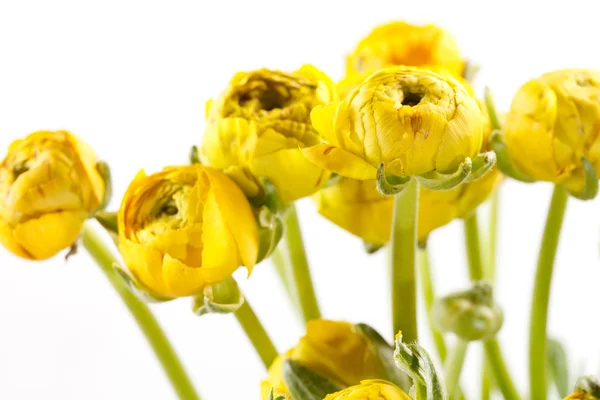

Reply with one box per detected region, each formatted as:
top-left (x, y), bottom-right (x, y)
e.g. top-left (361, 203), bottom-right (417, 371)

top-left (1, 1), bottom-right (600, 399)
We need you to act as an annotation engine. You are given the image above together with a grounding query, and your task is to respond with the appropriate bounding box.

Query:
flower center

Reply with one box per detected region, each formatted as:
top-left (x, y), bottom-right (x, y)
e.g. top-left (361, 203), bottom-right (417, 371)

top-left (403, 91), bottom-right (424, 106)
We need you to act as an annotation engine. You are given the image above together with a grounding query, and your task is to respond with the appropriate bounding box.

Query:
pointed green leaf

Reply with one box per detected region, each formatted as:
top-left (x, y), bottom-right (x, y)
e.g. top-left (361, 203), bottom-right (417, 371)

top-left (547, 338), bottom-right (570, 398)
top-left (283, 359), bottom-right (342, 400)
top-left (416, 158), bottom-right (472, 191)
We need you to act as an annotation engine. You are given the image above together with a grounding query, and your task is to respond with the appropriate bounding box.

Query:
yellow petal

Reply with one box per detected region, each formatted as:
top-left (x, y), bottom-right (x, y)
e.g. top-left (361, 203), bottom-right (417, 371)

top-left (12, 211), bottom-right (84, 260)
top-left (161, 254), bottom-right (206, 297)
top-left (119, 239), bottom-right (170, 298)
top-left (310, 103), bottom-right (340, 145)
top-left (204, 167), bottom-right (259, 271)
top-left (0, 219), bottom-right (32, 259)
top-left (302, 144), bottom-right (377, 180)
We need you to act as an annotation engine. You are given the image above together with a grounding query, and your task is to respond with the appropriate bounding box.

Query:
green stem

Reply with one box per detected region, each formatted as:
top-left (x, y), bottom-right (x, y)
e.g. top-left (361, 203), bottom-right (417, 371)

top-left (444, 339), bottom-right (469, 399)
top-left (463, 214), bottom-right (520, 400)
top-left (390, 179), bottom-right (420, 341)
top-left (529, 184), bottom-right (569, 400)
top-left (481, 360), bottom-right (492, 400)
top-left (81, 224), bottom-right (200, 400)
top-left (278, 204), bottom-right (321, 324)
top-left (487, 190), bottom-right (500, 280)
top-left (234, 300), bottom-right (278, 369)
top-left (464, 213), bottom-right (485, 281)
top-left (418, 249), bottom-right (447, 361)
top-left (270, 247), bottom-right (299, 312)
top-left (484, 339), bottom-right (520, 400)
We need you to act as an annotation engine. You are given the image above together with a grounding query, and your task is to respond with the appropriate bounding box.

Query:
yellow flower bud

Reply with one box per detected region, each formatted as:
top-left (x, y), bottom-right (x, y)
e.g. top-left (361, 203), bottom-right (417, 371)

top-left (201, 65), bottom-right (336, 203)
top-left (504, 69), bottom-right (600, 194)
top-left (324, 380), bottom-right (411, 400)
top-left (117, 165), bottom-right (259, 299)
top-left (313, 102), bottom-right (500, 244)
top-left (0, 130), bottom-right (105, 260)
top-left (345, 21), bottom-right (464, 80)
top-left (302, 67), bottom-right (484, 180)
top-left (261, 320), bottom-right (383, 399)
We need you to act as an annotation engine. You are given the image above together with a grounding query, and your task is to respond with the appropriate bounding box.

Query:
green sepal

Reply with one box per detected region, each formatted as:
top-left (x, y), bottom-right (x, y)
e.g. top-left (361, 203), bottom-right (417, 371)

top-left (95, 161), bottom-right (113, 212)
top-left (268, 389), bottom-right (289, 400)
top-left (465, 152), bottom-right (496, 183)
top-left (95, 211), bottom-right (119, 245)
top-left (431, 281), bottom-right (504, 342)
top-left (113, 265), bottom-right (173, 303)
top-left (363, 242), bottom-right (384, 254)
top-left (547, 337), bottom-right (570, 398)
top-left (192, 277), bottom-right (244, 316)
top-left (415, 158), bottom-right (472, 191)
top-left (567, 157), bottom-right (599, 200)
top-left (355, 323), bottom-right (411, 393)
top-left (574, 376), bottom-right (600, 398)
top-left (189, 145), bottom-right (202, 165)
top-left (282, 359), bottom-right (343, 400)
top-left (394, 333), bottom-right (446, 400)
top-left (490, 131), bottom-right (536, 183)
top-left (261, 179), bottom-right (287, 215)
top-left (376, 163), bottom-right (412, 196)
top-left (257, 206), bottom-right (284, 263)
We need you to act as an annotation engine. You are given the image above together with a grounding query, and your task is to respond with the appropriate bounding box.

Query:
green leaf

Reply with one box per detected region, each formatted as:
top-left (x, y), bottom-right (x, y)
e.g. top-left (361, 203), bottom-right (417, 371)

top-left (282, 359), bottom-right (342, 400)
top-left (465, 152), bottom-right (496, 183)
top-left (415, 158), bottom-right (472, 190)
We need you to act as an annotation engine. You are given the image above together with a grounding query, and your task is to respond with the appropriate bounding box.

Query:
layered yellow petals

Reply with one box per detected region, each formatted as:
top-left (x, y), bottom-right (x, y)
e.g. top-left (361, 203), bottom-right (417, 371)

top-left (0, 130), bottom-right (105, 260)
top-left (117, 165), bottom-right (259, 299)
top-left (504, 69), bottom-right (600, 193)
top-left (324, 380), bottom-right (411, 400)
top-left (201, 65), bottom-right (336, 203)
top-left (261, 320), bottom-right (382, 399)
top-left (303, 67), bottom-right (483, 180)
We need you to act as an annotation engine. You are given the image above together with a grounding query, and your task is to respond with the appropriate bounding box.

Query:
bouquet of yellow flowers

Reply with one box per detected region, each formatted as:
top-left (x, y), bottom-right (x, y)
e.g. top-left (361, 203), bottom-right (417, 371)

top-left (2, 20), bottom-right (600, 400)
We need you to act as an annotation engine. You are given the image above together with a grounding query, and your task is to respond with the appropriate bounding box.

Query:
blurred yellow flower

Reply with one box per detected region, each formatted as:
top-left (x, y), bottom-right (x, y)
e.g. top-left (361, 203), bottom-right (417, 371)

top-left (118, 164), bottom-right (258, 299)
top-left (345, 21), bottom-right (464, 80)
top-left (303, 66), bottom-right (483, 181)
top-left (504, 69), bottom-right (600, 194)
top-left (261, 320), bottom-right (382, 399)
top-left (201, 65), bottom-right (336, 204)
top-left (324, 380), bottom-right (411, 400)
top-left (314, 102), bottom-right (500, 244)
top-left (0, 130), bottom-right (105, 260)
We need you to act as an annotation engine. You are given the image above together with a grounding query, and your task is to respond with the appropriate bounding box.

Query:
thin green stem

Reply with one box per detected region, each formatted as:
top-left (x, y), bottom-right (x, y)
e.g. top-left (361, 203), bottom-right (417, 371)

top-left (418, 249), bottom-right (447, 361)
top-left (487, 190), bottom-right (500, 280)
top-left (481, 360), bottom-right (492, 400)
top-left (234, 300), bottom-right (278, 369)
top-left (463, 213), bottom-right (520, 400)
top-left (444, 339), bottom-right (469, 399)
top-left (278, 204), bottom-right (321, 324)
top-left (81, 223), bottom-right (200, 400)
top-left (464, 213), bottom-right (485, 281)
top-left (529, 184), bottom-right (569, 400)
top-left (270, 247), bottom-right (299, 312)
top-left (484, 339), bottom-right (520, 400)
top-left (390, 179), bottom-right (420, 342)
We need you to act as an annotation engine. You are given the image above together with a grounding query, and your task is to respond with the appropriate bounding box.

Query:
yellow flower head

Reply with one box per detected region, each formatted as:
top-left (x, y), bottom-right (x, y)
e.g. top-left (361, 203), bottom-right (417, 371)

top-left (303, 66), bottom-right (484, 181)
top-left (504, 69), bottom-right (600, 194)
top-left (314, 103), bottom-right (500, 244)
top-left (345, 22), bottom-right (464, 80)
top-left (201, 65), bottom-right (336, 204)
top-left (117, 164), bottom-right (259, 299)
top-left (0, 130), bottom-right (105, 260)
top-left (324, 380), bottom-right (411, 400)
top-left (261, 320), bottom-right (382, 399)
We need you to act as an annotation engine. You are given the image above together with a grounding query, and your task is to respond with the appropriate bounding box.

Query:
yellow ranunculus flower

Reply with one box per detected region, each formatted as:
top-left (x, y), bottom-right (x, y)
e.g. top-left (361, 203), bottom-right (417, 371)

top-left (118, 164), bottom-right (259, 299)
top-left (0, 130), bottom-right (105, 260)
top-left (324, 380), bottom-right (411, 400)
top-left (345, 22), bottom-right (464, 80)
top-left (504, 69), bottom-right (600, 194)
top-left (261, 320), bottom-right (382, 399)
top-left (314, 101), bottom-right (500, 244)
top-left (564, 392), bottom-right (597, 400)
top-left (303, 66), bottom-right (484, 180)
top-left (201, 65), bottom-right (336, 204)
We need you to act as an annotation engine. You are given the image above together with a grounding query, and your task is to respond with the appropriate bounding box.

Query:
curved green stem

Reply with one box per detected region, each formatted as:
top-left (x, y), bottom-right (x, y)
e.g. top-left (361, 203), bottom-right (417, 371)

top-left (484, 339), bottom-right (520, 400)
top-left (234, 300), bottom-right (278, 369)
top-left (81, 223), bottom-right (200, 400)
top-left (390, 179), bottom-right (420, 341)
top-left (444, 339), bottom-right (469, 399)
top-left (463, 213), bottom-right (520, 400)
top-left (529, 184), bottom-right (569, 400)
top-left (278, 204), bottom-right (321, 324)
top-left (418, 249), bottom-right (447, 361)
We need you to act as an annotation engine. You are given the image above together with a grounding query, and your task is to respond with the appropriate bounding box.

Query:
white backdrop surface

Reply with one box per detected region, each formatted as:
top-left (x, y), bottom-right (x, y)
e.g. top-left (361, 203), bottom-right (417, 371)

top-left (1, 1), bottom-right (599, 399)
